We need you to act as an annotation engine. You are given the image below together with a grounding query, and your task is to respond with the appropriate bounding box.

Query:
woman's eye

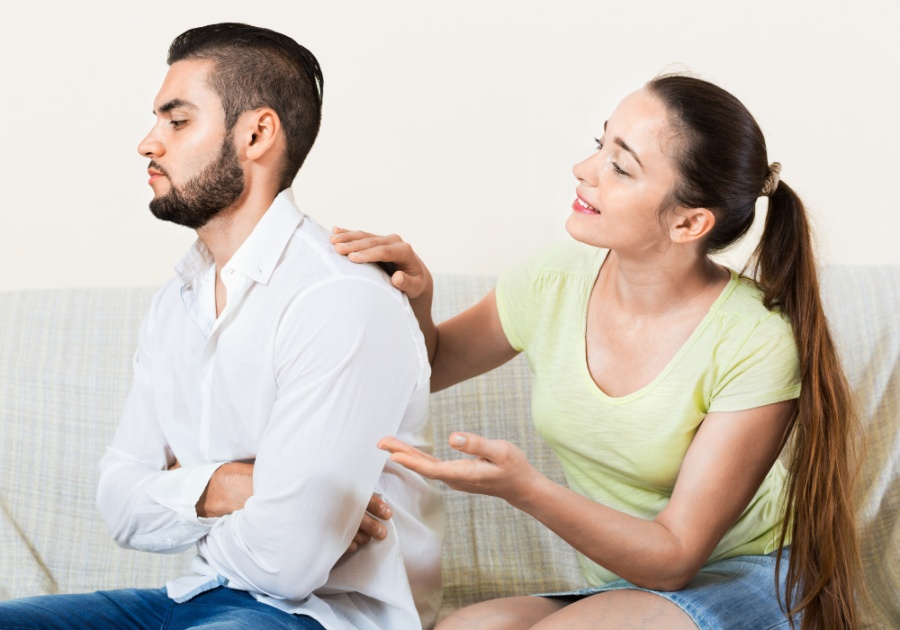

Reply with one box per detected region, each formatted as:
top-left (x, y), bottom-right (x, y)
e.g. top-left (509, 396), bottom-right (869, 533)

top-left (170, 120), bottom-right (187, 128)
top-left (594, 137), bottom-right (603, 151)
top-left (613, 162), bottom-right (629, 177)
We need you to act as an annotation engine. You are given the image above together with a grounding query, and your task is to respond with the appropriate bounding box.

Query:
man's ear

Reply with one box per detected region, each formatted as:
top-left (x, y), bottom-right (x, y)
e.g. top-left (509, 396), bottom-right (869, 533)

top-left (236, 108), bottom-right (281, 162)
top-left (668, 206), bottom-right (716, 244)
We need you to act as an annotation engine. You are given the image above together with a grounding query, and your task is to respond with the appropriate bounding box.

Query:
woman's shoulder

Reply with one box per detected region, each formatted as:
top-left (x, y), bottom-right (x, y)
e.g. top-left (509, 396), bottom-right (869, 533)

top-left (511, 239), bottom-right (607, 280)
top-left (715, 273), bottom-right (795, 343)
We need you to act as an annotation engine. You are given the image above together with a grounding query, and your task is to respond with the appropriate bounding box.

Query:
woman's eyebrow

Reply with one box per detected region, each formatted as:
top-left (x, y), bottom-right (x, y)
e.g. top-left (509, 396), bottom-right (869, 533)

top-left (154, 98), bottom-right (197, 115)
top-left (603, 120), bottom-right (644, 169)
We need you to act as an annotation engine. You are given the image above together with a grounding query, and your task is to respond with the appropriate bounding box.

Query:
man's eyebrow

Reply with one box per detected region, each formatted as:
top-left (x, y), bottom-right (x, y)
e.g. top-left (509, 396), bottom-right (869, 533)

top-left (154, 99), bottom-right (197, 115)
top-left (603, 120), bottom-right (643, 169)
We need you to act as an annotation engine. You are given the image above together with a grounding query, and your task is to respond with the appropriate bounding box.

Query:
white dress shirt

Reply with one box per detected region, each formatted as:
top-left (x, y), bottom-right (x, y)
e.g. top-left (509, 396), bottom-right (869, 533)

top-left (96, 190), bottom-right (445, 630)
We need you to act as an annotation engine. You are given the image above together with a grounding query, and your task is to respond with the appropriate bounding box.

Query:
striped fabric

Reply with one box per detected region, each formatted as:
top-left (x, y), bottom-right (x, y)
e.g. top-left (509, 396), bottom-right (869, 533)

top-left (0, 267), bottom-right (897, 628)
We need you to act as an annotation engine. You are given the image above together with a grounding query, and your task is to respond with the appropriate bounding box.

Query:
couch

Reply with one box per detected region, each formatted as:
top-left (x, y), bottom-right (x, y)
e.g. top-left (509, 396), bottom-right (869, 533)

top-left (1, 268), bottom-right (898, 628)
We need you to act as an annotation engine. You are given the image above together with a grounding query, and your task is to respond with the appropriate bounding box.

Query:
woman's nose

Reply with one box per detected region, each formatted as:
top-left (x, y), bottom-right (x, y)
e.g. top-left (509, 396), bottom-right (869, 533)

top-left (572, 154), bottom-right (597, 185)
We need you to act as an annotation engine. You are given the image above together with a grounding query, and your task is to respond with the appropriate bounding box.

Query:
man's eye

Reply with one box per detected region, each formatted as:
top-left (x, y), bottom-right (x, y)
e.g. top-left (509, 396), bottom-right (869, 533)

top-left (170, 120), bottom-right (187, 128)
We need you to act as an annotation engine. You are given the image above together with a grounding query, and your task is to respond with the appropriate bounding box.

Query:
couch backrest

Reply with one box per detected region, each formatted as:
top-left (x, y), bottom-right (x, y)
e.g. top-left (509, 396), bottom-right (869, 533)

top-left (1, 267), bottom-right (898, 628)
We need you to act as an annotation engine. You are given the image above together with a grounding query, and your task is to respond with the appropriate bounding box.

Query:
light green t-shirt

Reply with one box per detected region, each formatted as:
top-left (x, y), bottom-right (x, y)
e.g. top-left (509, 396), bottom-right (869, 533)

top-left (495, 241), bottom-right (801, 587)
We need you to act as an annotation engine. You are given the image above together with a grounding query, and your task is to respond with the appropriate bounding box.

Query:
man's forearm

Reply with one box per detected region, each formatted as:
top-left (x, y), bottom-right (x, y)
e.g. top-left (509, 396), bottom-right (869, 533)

top-left (196, 462), bottom-right (254, 518)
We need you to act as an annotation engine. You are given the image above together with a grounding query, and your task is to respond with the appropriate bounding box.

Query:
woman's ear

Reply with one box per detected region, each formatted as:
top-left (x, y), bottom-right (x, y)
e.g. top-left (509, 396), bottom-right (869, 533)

top-left (668, 206), bottom-right (716, 244)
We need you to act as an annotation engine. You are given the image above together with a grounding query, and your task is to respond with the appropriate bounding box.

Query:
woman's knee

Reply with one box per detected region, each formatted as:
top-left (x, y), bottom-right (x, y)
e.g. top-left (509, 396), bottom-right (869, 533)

top-left (530, 590), bottom-right (698, 630)
top-left (436, 596), bottom-right (568, 630)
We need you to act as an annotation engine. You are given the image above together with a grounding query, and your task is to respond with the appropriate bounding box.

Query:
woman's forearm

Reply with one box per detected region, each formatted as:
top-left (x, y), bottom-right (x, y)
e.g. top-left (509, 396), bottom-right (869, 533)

top-left (512, 474), bottom-right (696, 591)
top-left (407, 289), bottom-right (438, 364)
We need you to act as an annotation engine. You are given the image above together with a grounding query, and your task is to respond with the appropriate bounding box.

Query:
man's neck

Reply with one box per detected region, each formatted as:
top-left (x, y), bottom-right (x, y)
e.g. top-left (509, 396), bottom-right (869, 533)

top-left (196, 186), bottom-right (281, 273)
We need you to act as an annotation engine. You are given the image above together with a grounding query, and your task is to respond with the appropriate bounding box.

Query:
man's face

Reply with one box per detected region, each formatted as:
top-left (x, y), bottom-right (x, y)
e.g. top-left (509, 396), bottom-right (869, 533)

top-left (138, 59), bottom-right (244, 229)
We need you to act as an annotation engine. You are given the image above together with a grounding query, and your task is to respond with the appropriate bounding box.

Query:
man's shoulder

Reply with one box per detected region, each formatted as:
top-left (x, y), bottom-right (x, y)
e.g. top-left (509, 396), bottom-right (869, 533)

top-left (142, 276), bottom-right (188, 328)
top-left (274, 215), bottom-right (404, 306)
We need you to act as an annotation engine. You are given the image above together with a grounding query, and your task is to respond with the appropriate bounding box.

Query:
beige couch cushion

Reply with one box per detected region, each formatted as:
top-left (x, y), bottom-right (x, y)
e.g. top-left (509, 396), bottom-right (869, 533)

top-left (0, 266), bottom-right (898, 628)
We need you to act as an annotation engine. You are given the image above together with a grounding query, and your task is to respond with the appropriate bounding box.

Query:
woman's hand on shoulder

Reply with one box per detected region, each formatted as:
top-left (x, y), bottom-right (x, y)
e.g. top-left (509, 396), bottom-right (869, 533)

top-left (331, 228), bottom-right (431, 301)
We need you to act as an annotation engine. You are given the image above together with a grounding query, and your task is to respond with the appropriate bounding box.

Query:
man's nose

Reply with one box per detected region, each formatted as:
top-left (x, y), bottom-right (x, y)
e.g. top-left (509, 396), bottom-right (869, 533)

top-left (138, 132), bottom-right (164, 159)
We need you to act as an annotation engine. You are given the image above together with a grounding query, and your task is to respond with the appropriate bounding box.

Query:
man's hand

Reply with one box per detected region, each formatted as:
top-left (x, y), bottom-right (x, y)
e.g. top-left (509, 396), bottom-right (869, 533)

top-left (347, 495), bottom-right (393, 553)
top-left (181, 460), bottom-right (392, 553)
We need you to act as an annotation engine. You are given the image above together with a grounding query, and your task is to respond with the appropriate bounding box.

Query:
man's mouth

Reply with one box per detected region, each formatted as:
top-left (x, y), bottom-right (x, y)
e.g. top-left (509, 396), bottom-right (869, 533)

top-left (148, 164), bottom-right (168, 185)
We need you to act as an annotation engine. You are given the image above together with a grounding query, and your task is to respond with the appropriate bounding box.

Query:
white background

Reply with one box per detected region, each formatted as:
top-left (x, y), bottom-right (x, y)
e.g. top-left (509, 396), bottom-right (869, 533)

top-left (1, 0), bottom-right (897, 291)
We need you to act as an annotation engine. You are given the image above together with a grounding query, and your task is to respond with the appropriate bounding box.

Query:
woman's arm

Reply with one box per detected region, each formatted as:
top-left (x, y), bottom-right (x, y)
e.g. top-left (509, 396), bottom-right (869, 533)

top-left (331, 229), bottom-right (519, 392)
top-left (379, 399), bottom-right (796, 590)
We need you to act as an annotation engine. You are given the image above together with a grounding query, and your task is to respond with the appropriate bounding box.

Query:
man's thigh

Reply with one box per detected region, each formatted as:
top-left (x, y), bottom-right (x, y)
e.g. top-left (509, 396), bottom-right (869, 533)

top-left (0, 587), bottom-right (170, 630)
top-left (167, 587), bottom-right (324, 630)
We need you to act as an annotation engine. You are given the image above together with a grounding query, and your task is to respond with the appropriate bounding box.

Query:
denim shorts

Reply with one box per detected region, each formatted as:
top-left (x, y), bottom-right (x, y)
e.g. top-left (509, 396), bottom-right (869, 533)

top-left (535, 548), bottom-right (800, 630)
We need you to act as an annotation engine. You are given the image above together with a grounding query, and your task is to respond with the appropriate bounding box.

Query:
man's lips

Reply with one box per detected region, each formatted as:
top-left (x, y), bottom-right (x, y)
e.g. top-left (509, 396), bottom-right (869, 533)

top-left (148, 169), bottom-right (166, 184)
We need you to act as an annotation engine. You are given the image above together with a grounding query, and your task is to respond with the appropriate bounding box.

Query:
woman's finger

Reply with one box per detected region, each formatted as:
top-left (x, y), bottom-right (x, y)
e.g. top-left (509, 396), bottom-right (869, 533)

top-left (331, 227), bottom-right (372, 238)
top-left (330, 230), bottom-right (377, 245)
top-left (346, 541), bottom-right (358, 553)
top-left (378, 436), bottom-right (441, 463)
top-left (387, 452), bottom-right (447, 479)
top-left (447, 432), bottom-right (508, 463)
top-left (332, 235), bottom-right (390, 253)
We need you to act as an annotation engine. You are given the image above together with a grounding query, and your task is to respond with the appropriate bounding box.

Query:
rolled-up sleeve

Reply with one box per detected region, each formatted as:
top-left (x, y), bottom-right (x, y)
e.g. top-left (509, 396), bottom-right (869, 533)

top-left (196, 279), bottom-right (422, 601)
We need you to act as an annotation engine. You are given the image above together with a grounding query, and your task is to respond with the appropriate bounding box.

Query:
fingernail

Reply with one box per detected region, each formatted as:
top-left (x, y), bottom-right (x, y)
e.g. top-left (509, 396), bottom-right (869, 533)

top-left (381, 506), bottom-right (391, 517)
top-left (378, 526), bottom-right (386, 537)
top-left (451, 435), bottom-right (466, 447)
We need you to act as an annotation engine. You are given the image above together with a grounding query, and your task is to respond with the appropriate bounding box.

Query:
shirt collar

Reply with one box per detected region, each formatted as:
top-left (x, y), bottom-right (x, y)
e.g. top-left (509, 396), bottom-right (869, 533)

top-left (173, 189), bottom-right (304, 287)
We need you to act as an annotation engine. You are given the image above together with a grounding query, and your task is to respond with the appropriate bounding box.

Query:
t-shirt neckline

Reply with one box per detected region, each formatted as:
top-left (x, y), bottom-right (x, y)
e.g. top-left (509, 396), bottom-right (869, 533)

top-left (579, 249), bottom-right (740, 405)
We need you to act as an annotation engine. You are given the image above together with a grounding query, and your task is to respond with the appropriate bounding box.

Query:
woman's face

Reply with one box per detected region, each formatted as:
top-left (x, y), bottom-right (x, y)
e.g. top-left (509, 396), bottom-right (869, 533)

top-left (566, 87), bottom-right (681, 256)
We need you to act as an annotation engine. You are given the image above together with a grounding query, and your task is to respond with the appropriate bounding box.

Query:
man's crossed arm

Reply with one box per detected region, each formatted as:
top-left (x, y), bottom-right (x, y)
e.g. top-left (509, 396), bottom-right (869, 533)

top-left (177, 460), bottom-right (392, 553)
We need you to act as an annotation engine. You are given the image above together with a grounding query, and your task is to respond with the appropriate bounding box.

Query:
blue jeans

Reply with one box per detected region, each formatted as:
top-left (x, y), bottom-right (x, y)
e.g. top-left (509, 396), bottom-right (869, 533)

top-left (0, 586), bottom-right (324, 630)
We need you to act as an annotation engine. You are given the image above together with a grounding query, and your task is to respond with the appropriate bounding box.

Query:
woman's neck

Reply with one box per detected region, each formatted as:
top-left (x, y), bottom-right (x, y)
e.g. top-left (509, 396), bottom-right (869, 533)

top-left (600, 247), bottom-right (729, 319)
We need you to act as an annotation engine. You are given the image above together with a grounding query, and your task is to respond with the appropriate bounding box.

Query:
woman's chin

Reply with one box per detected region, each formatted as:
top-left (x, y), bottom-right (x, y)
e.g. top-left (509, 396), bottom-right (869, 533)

top-left (565, 213), bottom-right (609, 249)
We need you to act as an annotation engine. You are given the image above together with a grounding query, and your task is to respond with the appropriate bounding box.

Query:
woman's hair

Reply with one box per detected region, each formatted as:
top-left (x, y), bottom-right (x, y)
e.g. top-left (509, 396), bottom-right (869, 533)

top-left (646, 74), bottom-right (863, 630)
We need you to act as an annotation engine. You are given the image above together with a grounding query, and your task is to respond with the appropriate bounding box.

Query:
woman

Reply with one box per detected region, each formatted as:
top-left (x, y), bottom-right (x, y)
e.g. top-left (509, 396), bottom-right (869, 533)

top-left (331, 75), bottom-right (861, 630)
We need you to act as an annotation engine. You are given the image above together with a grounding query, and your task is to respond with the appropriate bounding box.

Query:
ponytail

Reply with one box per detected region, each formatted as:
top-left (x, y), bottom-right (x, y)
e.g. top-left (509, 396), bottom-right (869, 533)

top-left (647, 73), bottom-right (866, 630)
top-left (750, 180), bottom-right (864, 630)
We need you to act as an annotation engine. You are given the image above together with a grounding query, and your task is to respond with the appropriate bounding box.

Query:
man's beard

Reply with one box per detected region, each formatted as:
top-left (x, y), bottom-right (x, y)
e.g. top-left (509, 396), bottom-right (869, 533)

top-left (149, 134), bottom-right (245, 230)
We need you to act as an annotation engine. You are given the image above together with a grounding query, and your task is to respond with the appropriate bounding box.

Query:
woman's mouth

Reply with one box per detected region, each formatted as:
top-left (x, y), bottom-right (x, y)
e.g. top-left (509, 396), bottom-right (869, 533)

top-left (572, 196), bottom-right (600, 215)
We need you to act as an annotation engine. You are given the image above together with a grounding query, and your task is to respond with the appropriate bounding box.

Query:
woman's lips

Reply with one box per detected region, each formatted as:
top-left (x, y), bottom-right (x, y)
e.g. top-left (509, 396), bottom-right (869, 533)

top-left (572, 196), bottom-right (600, 215)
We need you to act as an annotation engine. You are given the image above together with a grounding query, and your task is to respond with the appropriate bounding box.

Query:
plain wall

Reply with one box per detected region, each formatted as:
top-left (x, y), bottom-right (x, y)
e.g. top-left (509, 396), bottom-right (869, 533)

top-left (1, 0), bottom-right (897, 292)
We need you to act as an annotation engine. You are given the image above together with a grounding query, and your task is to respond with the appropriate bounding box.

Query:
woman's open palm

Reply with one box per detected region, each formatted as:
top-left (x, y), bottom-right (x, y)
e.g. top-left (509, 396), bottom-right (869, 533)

top-left (378, 432), bottom-right (542, 505)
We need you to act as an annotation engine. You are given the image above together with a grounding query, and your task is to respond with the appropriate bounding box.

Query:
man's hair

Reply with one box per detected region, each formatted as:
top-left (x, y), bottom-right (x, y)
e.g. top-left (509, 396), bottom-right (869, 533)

top-left (167, 23), bottom-right (324, 191)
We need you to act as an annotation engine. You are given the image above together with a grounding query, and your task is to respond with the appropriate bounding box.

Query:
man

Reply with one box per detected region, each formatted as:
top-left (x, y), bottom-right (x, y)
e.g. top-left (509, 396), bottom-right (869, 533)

top-left (0, 23), bottom-right (444, 630)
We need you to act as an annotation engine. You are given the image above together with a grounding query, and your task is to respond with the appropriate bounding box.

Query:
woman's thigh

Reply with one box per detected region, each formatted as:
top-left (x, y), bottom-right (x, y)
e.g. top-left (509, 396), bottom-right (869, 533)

top-left (436, 596), bottom-right (569, 630)
top-left (531, 590), bottom-right (698, 630)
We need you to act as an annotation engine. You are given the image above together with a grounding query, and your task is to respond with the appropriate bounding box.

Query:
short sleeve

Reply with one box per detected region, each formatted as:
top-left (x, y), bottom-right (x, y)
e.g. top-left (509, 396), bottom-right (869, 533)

top-left (708, 312), bottom-right (802, 413)
top-left (494, 248), bottom-right (549, 352)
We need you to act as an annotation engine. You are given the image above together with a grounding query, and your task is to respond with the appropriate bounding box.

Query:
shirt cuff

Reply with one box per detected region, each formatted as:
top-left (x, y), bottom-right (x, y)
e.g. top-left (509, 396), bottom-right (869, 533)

top-left (143, 461), bottom-right (228, 526)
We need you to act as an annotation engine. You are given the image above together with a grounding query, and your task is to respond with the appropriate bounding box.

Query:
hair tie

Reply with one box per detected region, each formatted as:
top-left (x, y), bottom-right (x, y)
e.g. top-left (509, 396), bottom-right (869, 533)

top-left (761, 162), bottom-right (782, 197)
